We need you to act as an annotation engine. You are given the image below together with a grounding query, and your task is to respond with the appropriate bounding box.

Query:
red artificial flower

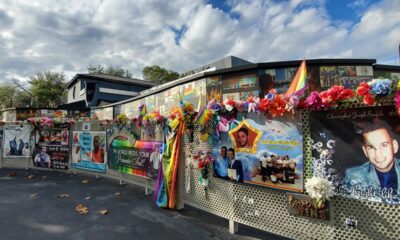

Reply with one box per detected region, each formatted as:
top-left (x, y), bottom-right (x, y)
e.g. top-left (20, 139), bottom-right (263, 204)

top-left (356, 82), bottom-right (370, 97)
top-left (363, 94), bottom-right (375, 105)
top-left (197, 161), bottom-right (203, 169)
top-left (319, 90), bottom-right (331, 104)
top-left (328, 85), bottom-right (344, 101)
top-left (269, 94), bottom-right (286, 117)
top-left (258, 98), bottom-right (270, 112)
top-left (338, 89), bottom-right (355, 100)
top-left (226, 99), bottom-right (236, 106)
top-left (297, 99), bottom-right (307, 109)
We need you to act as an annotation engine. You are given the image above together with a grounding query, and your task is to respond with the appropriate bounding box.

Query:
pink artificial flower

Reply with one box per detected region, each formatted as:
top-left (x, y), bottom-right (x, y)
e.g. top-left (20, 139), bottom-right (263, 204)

top-left (394, 91), bottom-right (400, 108)
top-left (305, 91), bottom-right (323, 110)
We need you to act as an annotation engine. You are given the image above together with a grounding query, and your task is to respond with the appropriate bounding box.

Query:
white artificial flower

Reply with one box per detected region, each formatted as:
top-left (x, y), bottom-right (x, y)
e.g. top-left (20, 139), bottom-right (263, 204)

top-left (305, 176), bottom-right (334, 200)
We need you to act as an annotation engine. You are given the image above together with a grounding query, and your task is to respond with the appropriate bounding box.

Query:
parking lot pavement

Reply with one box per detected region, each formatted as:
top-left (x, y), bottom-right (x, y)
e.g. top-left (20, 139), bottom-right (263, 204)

top-left (0, 168), bottom-right (290, 240)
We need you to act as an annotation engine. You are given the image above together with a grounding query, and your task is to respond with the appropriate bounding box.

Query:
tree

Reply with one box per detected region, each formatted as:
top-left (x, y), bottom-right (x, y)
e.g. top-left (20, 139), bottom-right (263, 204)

top-left (29, 71), bottom-right (67, 107)
top-left (142, 65), bottom-right (179, 84)
top-left (14, 91), bottom-right (33, 107)
top-left (0, 84), bottom-right (17, 108)
top-left (0, 84), bottom-right (33, 108)
top-left (87, 64), bottom-right (132, 78)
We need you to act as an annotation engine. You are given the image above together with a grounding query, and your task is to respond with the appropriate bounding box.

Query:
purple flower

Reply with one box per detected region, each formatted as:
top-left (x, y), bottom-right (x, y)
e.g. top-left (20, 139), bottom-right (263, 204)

top-left (305, 91), bottom-right (324, 110)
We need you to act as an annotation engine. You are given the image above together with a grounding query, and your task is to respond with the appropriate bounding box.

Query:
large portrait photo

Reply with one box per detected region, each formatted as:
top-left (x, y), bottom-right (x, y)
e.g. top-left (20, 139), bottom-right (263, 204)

top-left (71, 131), bottom-right (107, 173)
top-left (33, 145), bottom-right (69, 169)
top-left (33, 126), bottom-right (70, 169)
top-left (212, 112), bottom-right (304, 192)
top-left (310, 106), bottom-right (400, 204)
top-left (3, 126), bottom-right (31, 158)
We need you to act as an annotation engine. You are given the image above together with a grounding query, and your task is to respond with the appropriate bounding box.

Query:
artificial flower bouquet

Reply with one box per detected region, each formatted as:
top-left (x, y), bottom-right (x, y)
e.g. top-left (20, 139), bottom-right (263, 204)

top-left (193, 150), bottom-right (214, 186)
top-left (305, 176), bottom-right (334, 208)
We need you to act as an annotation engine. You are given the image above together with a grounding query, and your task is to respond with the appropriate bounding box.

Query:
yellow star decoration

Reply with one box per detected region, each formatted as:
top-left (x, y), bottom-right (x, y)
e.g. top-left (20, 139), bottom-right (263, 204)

top-left (228, 120), bottom-right (263, 154)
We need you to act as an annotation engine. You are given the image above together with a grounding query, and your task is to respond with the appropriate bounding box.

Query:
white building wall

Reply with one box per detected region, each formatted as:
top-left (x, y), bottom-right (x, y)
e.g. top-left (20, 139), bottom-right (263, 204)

top-left (67, 81), bottom-right (85, 103)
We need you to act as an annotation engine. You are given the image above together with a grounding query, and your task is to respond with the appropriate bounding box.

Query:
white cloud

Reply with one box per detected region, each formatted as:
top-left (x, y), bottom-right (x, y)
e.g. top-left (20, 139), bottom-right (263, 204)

top-left (0, 0), bottom-right (399, 84)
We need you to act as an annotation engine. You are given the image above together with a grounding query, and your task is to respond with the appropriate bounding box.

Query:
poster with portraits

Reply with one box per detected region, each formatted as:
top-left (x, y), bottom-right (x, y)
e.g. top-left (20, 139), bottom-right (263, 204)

top-left (92, 107), bottom-right (113, 121)
top-left (33, 145), bottom-right (69, 169)
top-left (71, 131), bottom-right (106, 173)
top-left (164, 86), bottom-right (181, 115)
top-left (145, 94), bottom-right (156, 112)
top-left (35, 127), bottom-right (69, 146)
top-left (16, 109), bottom-right (40, 121)
top-left (239, 90), bottom-right (259, 101)
top-left (340, 76), bottom-right (373, 90)
top-left (206, 74), bottom-right (222, 108)
top-left (33, 126), bottom-right (70, 169)
top-left (212, 112), bottom-right (304, 192)
top-left (16, 109), bottom-right (67, 121)
top-left (222, 74), bottom-right (257, 91)
top-left (320, 66), bottom-right (339, 88)
top-left (338, 66), bottom-right (357, 77)
top-left (356, 66), bottom-right (373, 76)
top-left (180, 79), bottom-right (205, 109)
top-left (223, 92), bottom-right (240, 101)
top-left (309, 106), bottom-right (400, 204)
top-left (3, 125), bottom-right (31, 158)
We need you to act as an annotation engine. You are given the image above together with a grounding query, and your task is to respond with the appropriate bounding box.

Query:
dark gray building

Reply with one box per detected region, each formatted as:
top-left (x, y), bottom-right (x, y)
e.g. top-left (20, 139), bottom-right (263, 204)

top-left (64, 74), bottom-right (156, 108)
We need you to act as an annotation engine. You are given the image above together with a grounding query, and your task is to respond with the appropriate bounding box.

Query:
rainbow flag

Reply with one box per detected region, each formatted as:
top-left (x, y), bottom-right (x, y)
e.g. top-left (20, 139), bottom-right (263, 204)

top-left (154, 121), bottom-right (184, 209)
top-left (286, 60), bottom-right (307, 95)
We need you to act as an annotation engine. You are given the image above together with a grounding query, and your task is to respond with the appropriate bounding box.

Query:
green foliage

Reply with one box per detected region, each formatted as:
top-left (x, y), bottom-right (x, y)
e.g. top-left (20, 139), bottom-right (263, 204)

top-left (14, 91), bottom-right (32, 107)
top-left (87, 64), bottom-right (132, 78)
top-left (0, 84), bottom-right (35, 108)
top-left (142, 65), bottom-right (179, 84)
top-left (29, 71), bottom-right (67, 107)
top-left (0, 84), bottom-right (17, 108)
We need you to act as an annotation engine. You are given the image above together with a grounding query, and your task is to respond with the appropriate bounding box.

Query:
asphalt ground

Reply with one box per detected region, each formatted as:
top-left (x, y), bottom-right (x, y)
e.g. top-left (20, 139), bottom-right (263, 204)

top-left (0, 168), bottom-right (291, 240)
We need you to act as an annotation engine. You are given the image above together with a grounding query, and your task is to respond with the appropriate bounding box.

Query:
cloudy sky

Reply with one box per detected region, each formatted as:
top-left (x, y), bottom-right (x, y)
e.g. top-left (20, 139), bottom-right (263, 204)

top-left (0, 0), bottom-right (399, 83)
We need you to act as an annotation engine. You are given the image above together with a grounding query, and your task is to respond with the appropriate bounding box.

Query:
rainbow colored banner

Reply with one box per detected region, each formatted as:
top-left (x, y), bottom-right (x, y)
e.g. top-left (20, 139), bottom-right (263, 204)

top-left (108, 139), bottom-right (162, 179)
top-left (155, 120), bottom-right (184, 209)
top-left (286, 60), bottom-right (307, 95)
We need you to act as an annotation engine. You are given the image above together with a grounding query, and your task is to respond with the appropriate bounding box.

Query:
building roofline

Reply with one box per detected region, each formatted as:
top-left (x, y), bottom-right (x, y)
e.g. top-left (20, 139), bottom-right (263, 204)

top-left (65, 73), bottom-right (156, 88)
top-left (92, 58), bottom-right (380, 109)
top-left (373, 64), bottom-right (400, 71)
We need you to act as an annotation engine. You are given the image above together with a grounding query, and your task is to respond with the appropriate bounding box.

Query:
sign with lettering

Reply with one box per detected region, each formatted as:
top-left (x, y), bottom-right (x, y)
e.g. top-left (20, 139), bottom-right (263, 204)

top-left (287, 193), bottom-right (329, 220)
top-left (310, 106), bottom-right (400, 204)
top-left (71, 131), bottom-right (106, 173)
top-left (33, 145), bottom-right (69, 170)
top-left (108, 138), bottom-right (162, 179)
